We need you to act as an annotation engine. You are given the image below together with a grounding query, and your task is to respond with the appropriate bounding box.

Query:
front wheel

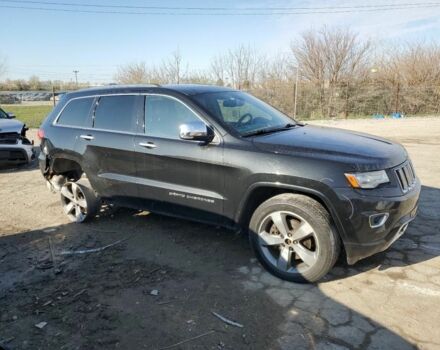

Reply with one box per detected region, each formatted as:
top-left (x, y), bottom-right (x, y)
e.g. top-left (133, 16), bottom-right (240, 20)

top-left (249, 193), bottom-right (340, 283)
top-left (60, 179), bottom-right (100, 223)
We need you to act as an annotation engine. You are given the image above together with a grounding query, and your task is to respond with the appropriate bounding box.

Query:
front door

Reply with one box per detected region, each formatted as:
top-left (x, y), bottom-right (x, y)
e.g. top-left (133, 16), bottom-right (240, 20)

top-left (134, 94), bottom-right (225, 224)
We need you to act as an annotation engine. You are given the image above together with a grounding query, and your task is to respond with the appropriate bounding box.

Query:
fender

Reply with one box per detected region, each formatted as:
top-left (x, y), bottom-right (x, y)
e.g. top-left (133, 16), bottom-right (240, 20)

top-left (235, 181), bottom-right (349, 244)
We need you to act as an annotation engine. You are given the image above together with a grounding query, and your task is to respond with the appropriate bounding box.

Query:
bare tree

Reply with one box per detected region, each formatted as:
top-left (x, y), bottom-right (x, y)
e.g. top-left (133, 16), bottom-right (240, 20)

top-left (29, 75), bottom-right (42, 90)
top-left (376, 42), bottom-right (440, 114)
top-left (210, 45), bottom-right (265, 89)
top-left (114, 62), bottom-right (151, 84)
top-left (252, 54), bottom-right (297, 115)
top-left (210, 55), bottom-right (227, 86)
top-left (160, 49), bottom-right (186, 84)
top-left (182, 70), bottom-right (213, 84)
top-left (292, 26), bottom-right (371, 117)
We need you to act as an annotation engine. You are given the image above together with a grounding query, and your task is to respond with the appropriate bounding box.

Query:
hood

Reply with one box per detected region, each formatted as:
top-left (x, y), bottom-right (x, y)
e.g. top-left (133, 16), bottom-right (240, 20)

top-left (252, 124), bottom-right (407, 171)
top-left (0, 118), bottom-right (24, 134)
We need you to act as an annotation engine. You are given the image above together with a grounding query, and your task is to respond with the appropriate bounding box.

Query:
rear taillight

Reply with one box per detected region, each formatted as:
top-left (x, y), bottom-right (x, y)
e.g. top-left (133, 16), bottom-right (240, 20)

top-left (37, 129), bottom-right (45, 140)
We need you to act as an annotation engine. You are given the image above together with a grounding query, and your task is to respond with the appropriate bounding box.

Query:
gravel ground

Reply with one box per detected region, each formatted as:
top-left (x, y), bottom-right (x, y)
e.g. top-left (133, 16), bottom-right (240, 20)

top-left (0, 118), bottom-right (439, 349)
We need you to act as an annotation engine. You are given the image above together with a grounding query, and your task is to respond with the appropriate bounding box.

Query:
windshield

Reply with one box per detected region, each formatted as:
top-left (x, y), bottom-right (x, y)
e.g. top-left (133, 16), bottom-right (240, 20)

top-left (193, 91), bottom-right (295, 136)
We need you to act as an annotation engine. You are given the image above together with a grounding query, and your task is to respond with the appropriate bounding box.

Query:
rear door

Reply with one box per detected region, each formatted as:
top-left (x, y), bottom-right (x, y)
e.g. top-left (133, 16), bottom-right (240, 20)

top-left (76, 94), bottom-right (143, 202)
top-left (134, 94), bottom-right (226, 223)
top-left (52, 96), bottom-right (95, 160)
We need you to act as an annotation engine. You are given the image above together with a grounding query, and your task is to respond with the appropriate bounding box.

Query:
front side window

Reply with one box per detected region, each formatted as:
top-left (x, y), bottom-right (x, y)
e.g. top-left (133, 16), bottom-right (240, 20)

top-left (57, 97), bottom-right (94, 127)
top-left (94, 95), bottom-right (138, 132)
top-left (193, 91), bottom-right (294, 136)
top-left (145, 95), bottom-right (201, 139)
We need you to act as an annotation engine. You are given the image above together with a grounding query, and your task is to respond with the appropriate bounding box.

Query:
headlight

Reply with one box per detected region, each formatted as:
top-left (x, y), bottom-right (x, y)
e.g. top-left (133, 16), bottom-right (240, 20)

top-left (344, 170), bottom-right (389, 189)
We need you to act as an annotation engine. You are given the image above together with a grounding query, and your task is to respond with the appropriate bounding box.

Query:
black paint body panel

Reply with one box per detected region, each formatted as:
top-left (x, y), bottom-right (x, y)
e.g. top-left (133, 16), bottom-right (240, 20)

top-left (39, 84), bottom-right (420, 265)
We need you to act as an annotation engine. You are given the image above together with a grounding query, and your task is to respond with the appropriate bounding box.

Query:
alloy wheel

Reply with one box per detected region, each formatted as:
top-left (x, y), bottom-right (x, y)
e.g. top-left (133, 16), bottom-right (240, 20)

top-left (60, 182), bottom-right (88, 222)
top-left (257, 211), bottom-right (320, 273)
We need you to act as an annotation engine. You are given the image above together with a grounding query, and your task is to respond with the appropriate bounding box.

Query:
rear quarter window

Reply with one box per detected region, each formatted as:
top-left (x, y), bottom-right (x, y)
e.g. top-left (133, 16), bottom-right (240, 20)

top-left (56, 97), bottom-right (94, 127)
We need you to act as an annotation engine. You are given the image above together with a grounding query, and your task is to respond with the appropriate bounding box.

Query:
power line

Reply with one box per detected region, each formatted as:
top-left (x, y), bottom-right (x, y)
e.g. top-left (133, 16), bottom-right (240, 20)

top-left (1, 0), bottom-right (440, 11)
top-left (0, 2), bottom-right (440, 15)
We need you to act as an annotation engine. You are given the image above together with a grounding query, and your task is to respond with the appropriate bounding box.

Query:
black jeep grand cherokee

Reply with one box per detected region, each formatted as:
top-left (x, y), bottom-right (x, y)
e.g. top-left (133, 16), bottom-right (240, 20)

top-left (38, 84), bottom-right (420, 282)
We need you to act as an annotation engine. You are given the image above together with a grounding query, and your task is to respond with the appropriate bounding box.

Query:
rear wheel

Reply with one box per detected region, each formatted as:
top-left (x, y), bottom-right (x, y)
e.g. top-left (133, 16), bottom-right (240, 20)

top-left (60, 179), bottom-right (100, 223)
top-left (249, 193), bottom-right (340, 283)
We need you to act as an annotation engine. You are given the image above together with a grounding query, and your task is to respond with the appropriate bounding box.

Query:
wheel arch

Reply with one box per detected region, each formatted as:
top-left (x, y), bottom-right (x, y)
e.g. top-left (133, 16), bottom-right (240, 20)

top-left (49, 154), bottom-right (84, 181)
top-left (235, 182), bottom-right (348, 249)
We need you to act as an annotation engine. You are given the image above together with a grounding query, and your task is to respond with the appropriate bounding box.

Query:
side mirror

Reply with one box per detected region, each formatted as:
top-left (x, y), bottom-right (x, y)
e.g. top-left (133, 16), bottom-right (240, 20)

top-left (179, 121), bottom-right (214, 142)
top-left (6, 112), bottom-right (15, 119)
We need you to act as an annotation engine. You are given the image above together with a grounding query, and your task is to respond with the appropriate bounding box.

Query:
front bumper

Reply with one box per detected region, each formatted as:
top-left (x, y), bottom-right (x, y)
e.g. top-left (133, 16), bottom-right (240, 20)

top-left (0, 144), bottom-right (35, 165)
top-left (334, 178), bottom-right (421, 265)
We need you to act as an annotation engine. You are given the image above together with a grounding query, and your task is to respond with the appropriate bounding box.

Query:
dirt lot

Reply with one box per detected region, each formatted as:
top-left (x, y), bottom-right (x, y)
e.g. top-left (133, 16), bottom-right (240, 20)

top-left (1, 118), bottom-right (439, 349)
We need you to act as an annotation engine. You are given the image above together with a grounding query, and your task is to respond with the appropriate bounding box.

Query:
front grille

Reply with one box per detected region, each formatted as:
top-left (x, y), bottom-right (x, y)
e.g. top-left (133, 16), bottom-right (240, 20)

top-left (395, 161), bottom-right (416, 193)
top-left (0, 149), bottom-right (27, 161)
top-left (0, 132), bottom-right (19, 145)
top-left (9, 150), bottom-right (26, 160)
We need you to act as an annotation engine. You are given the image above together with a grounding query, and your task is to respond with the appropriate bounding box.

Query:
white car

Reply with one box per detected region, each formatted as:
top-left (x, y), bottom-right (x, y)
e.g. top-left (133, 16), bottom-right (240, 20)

top-left (0, 107), bottom-right (35, 166)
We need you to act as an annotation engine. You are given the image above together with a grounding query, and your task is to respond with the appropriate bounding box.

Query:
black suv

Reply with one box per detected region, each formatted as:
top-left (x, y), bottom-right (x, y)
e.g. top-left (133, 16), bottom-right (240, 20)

top-left (38, 85), bottom-right (420, 282)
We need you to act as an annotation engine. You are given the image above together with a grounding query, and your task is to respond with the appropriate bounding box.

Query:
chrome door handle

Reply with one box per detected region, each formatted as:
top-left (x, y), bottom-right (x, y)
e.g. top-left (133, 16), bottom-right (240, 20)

top-left (139, 142), bottom-right (157, 149)
top-left (80, 134), bottom-right (94, 141)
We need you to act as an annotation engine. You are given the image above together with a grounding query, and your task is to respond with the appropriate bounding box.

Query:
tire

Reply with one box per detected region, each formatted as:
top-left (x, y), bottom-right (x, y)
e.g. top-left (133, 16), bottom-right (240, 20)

top-left (249, 193), bottom-right (340, 283)
top-left (60, 179), bottom-right (100, 223)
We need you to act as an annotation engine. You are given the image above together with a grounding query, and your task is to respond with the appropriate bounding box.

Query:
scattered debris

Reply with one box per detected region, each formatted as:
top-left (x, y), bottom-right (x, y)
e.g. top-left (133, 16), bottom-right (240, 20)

top-left (212, 311), bottom-right (243, 328)
top-left (0, 336), bottom-right (15, 350)
top-left (72, 289), bottom-right (87, 299)
top-left (59, 237), bottom-right (130, 255)
top-left (0, 336), bottom-right (14, 344)
top-left (35, 321), bottom-right (47, 329)
top-left (148, 267), bottom-right (161, 275)
top-left (42, 300), bottom-right (53, 307)
top-left (158, 330), bottom-right (215, 350)
top-left (48, 237), bottom-right (62, 274)
top-left (36, 260), bottom-right (53, 270)
top-left (157, 299), bottom-right (182, 306)
top-left (43, 228), bottom-right (56, 233)
top-left (150, 289), bottom-right (159, 296)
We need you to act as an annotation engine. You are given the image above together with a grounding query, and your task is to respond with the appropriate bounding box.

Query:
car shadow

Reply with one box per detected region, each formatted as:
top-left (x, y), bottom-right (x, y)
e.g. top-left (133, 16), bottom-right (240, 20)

top-left (1, 185), bottom-right (436, 348)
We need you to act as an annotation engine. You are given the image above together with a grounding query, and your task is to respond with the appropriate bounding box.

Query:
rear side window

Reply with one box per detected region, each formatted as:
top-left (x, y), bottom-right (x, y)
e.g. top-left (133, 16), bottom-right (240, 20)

top-left (94, 95), bottom-right (138, 132)
top-left (57, 97), bottom-right (94, 127)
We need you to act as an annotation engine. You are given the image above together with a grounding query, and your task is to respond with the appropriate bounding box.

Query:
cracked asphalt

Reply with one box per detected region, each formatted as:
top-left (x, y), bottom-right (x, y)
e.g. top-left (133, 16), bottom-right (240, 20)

top-left (0, 118), bottom-right (439, 349)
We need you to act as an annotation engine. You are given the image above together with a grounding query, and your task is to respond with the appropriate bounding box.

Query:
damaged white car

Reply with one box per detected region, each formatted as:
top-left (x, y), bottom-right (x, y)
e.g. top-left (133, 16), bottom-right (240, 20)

top-left (0, 107), bottom-right (35, 166)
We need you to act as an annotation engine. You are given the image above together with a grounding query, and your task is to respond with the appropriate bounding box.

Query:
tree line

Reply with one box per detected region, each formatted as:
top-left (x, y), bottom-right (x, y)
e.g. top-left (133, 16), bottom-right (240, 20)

top-left (2, 26), bottom-right (440, 119)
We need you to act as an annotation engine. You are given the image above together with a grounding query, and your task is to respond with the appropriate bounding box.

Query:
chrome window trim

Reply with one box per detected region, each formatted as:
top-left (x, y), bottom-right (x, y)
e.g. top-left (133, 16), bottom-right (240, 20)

top-left (52, 93), bottom-right (143, 126)
top-left (143, 93), bottom-right (221, 144)
top-left (52, 92), bottom-right (221, 144)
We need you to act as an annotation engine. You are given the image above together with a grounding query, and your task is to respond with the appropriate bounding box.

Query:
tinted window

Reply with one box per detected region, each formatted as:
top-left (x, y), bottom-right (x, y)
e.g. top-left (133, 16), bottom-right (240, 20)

top-left (94, 95), bottom-right (138, 132)
top-left (57, 97), bottom-right (94, 127)
top-left (193, 91), bottom-right (294, 136)
top-left (145, 95), bottom-right (200, 139)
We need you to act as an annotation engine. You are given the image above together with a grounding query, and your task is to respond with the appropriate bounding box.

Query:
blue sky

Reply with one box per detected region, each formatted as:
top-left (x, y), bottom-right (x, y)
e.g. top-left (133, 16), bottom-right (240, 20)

top-left (1, 0), bottom-right (440, 83)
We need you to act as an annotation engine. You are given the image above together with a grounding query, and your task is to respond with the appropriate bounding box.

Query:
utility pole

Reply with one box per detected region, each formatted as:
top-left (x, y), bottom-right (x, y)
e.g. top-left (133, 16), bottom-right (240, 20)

top-left (73, 70), bottom-right (79, 87)
top-left (52, 85), bottom-right (56, 107)
top-left (293, 66), bottom-right (299, 118)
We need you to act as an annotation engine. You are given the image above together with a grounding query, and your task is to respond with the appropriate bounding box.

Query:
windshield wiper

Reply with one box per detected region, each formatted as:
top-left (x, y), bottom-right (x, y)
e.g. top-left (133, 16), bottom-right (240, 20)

top-left (242, 123), bottom-right (296, 137)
